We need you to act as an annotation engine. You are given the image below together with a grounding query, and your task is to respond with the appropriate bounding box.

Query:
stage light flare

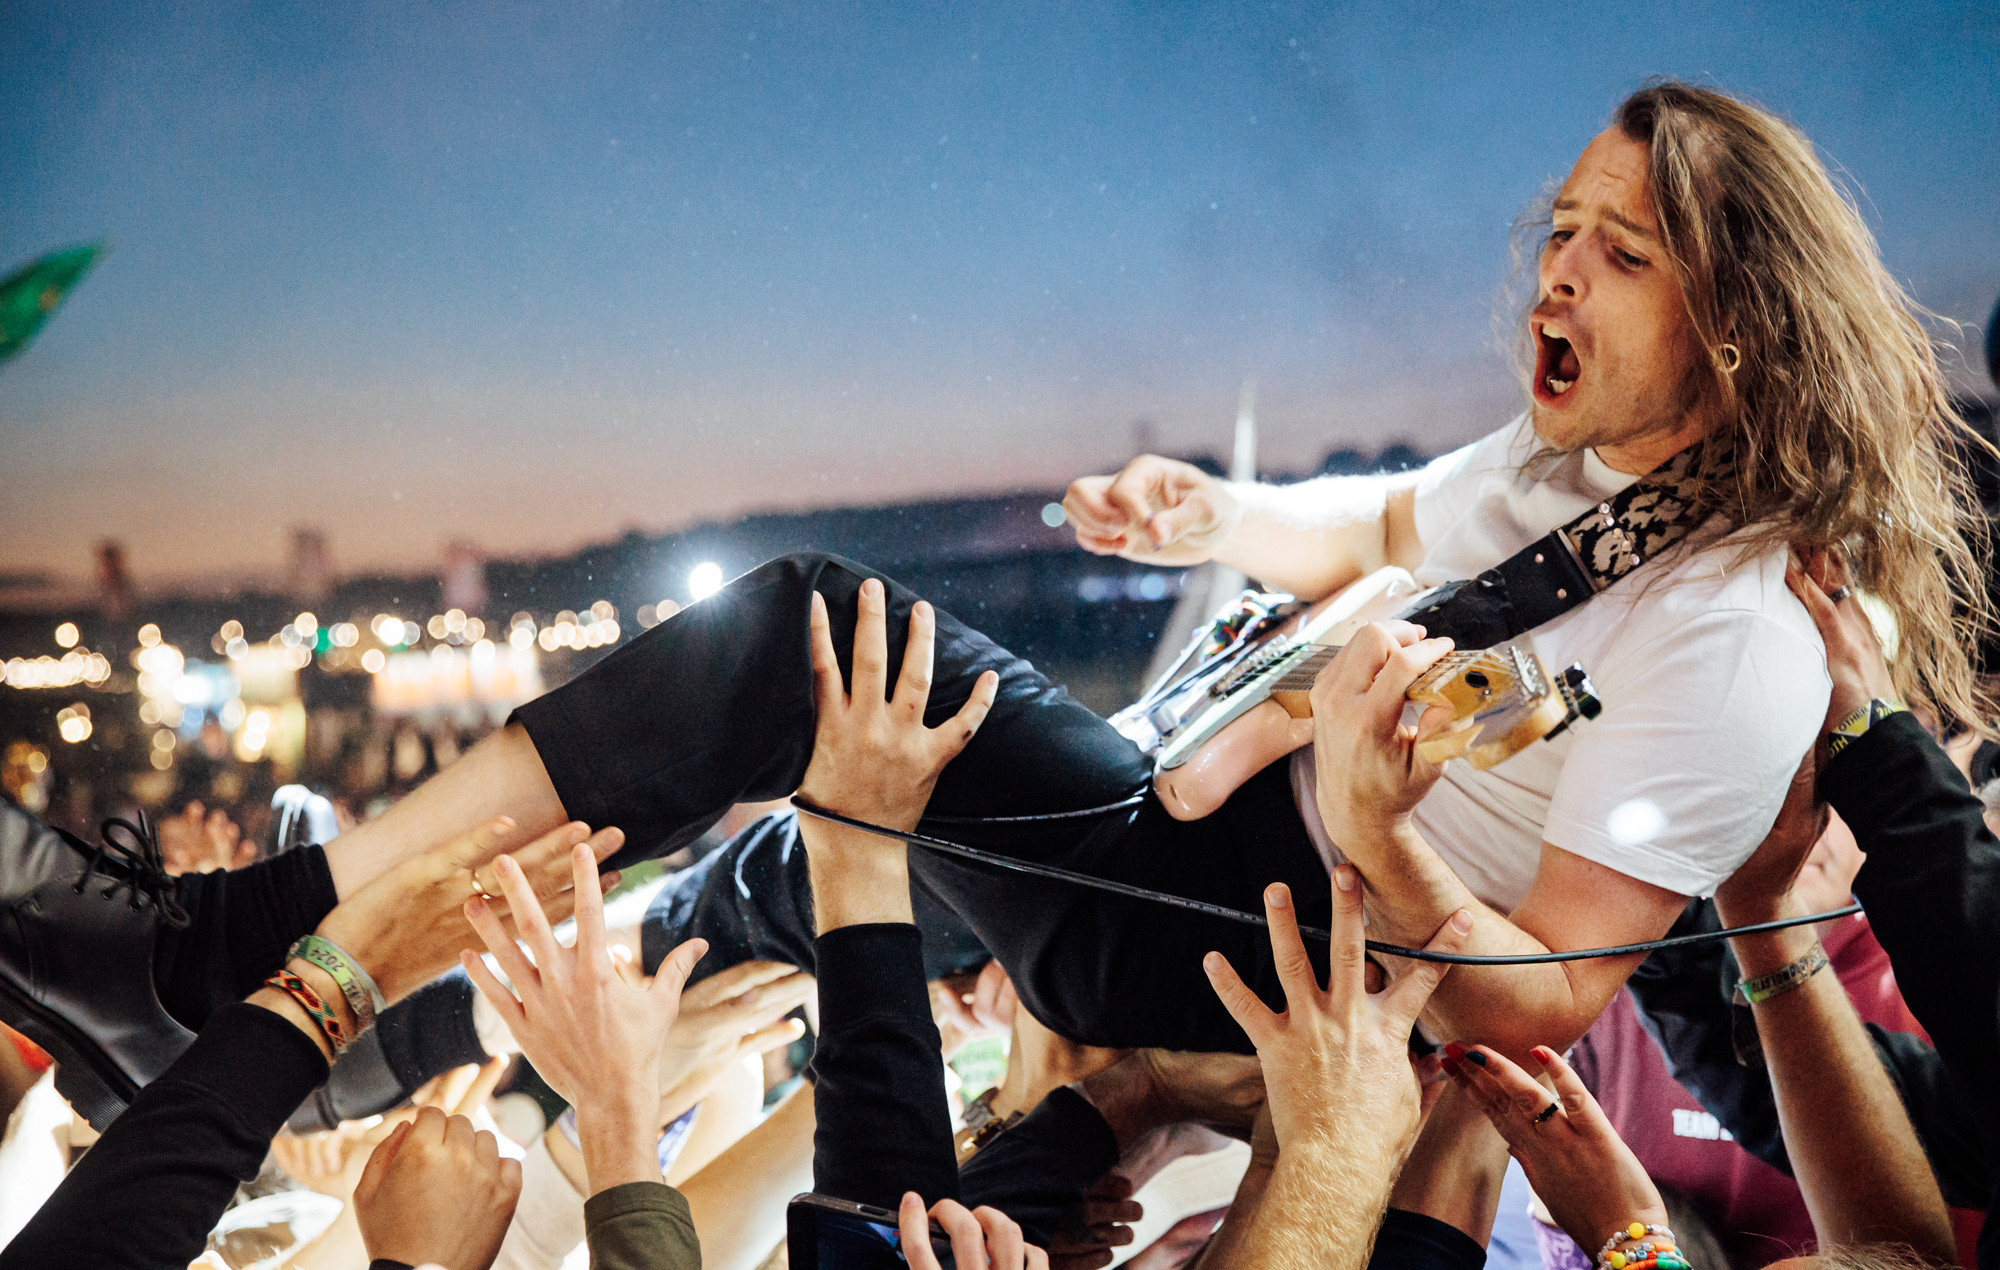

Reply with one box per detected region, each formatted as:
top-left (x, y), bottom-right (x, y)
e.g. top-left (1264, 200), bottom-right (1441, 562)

top-left (689, 562), bottom-right (724, 601)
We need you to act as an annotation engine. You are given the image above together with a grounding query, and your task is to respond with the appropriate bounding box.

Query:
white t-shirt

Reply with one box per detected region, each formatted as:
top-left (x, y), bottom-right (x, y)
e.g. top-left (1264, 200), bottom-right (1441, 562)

top-left (1290, 413), bottom-right (1829, 911)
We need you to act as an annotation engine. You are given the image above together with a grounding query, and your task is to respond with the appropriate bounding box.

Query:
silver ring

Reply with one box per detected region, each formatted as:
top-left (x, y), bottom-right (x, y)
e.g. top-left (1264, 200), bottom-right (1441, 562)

top-left (1531, 1102), bottom-right (1561, 1126)
top-left (1826, 585), bottom-right (1852, 605)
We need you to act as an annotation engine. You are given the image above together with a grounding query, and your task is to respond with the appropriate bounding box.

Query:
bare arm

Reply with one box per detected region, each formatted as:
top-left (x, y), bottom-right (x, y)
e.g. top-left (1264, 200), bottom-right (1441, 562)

top-left (1384, 1079), bottom-right (1510, 1244)
top-left (1711, 727), bottom-right (1955, 1261)
top-left (1721, 912), bottom-right (1953, 1259)
top-left (1216, 476), bottom-right (1424, 599)
top-left (1062, 455), bottom-right (1423, 601)
top-left (1307, 620), bottom-right (1683, 1056)
top-left (679, 1086), bottom-right (818, 1270)
top-left (1352, 831), bottom-right (1683, 1056)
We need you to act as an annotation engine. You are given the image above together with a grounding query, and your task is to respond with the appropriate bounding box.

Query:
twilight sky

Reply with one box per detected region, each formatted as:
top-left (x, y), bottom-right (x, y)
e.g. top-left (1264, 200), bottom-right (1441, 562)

top-left (4, 1), bottom-right (1996, 584)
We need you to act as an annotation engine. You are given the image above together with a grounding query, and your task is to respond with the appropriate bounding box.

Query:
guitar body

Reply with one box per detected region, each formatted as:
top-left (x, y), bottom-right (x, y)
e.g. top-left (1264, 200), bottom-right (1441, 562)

top-left (1154, 698), bottom-right (1311, 820)
top-left (1152, 568), bottom-right (1420, 820)
top-left (1127, 567), bottom-right (1600, 823)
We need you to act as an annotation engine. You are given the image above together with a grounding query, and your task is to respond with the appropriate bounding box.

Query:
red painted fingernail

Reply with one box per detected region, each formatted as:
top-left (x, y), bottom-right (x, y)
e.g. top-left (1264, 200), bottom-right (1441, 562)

top-left (1443, 1042), bottom-right (1465, 1061)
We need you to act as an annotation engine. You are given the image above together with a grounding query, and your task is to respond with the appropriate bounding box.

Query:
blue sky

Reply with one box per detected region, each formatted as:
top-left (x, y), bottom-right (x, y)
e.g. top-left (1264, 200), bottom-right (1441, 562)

top-left (4, 1), bottom-right (1995, 580)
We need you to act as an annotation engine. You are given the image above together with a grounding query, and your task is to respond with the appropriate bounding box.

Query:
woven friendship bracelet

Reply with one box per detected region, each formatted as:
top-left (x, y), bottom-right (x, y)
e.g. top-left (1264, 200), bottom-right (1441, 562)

top-left (1736, 942), bottom-right (1830, 1006)
top-left (1827, 697), bottom-right (1907, 759)
top-left (267, 969), bottom-right (352, 1053)
top-left (288, 934), bottom-right (386, 1032)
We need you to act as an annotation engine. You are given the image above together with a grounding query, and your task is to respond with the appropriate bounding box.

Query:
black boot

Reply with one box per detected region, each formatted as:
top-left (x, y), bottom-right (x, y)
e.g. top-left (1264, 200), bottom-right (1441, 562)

top-left (0, 800), bottom-right (196, 1129)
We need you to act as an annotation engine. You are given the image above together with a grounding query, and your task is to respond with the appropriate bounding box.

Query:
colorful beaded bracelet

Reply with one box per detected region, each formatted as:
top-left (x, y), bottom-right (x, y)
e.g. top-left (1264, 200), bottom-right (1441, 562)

top-left (1598, 1223), bottom-right (1687, 1270)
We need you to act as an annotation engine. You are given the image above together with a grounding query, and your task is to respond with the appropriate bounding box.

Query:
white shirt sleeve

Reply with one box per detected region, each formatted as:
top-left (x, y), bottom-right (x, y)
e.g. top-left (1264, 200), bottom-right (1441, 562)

top-left (1411, 414), bottom-right (1538, 550)
top-left (1538, 605), bottom-right (1829, 897)
top-left (490, 1135), bottom-right (588, 1270)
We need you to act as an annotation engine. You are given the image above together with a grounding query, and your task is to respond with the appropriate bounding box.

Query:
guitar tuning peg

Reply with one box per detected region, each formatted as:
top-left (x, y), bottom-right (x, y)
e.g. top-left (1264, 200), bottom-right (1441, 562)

top-left (1561, 664), bottom-right (1603, 720)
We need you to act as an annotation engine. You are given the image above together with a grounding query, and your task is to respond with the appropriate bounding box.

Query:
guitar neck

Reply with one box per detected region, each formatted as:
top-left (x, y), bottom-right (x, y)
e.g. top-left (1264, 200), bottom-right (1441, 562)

top-left (1268, 645), bottom-right (1488, 695)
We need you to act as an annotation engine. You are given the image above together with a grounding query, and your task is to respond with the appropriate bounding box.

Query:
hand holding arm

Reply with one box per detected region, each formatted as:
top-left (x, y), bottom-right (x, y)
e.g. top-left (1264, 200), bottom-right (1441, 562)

top-left (1711, 669), bottom-right (1955, 1263)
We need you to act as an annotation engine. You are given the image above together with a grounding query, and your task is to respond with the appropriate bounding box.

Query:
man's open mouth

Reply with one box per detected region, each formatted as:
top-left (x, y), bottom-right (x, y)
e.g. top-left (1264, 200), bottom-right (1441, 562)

top-left (1535, 324), bottom-right (1582, 399)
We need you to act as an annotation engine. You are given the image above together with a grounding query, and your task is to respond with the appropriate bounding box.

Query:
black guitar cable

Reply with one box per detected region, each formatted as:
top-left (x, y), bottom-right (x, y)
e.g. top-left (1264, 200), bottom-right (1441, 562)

top-left (790, 796), bottom-right (1861, 966)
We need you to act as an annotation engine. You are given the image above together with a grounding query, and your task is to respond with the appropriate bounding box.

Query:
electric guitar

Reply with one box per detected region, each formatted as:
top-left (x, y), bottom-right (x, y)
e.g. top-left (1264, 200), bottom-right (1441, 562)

top-left (1111, 567), bottom-right (1602, 820)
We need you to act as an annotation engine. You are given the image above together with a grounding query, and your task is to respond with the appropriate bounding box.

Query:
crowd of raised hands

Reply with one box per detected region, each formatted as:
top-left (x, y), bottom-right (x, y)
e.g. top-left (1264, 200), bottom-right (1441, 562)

top-left (1, 545), bottom-right (1991, 1270)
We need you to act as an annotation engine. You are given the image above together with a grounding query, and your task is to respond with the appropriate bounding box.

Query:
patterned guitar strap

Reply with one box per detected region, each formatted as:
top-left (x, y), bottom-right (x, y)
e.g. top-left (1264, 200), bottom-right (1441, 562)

top-left (1402, 442), bottom-right (1727, 650)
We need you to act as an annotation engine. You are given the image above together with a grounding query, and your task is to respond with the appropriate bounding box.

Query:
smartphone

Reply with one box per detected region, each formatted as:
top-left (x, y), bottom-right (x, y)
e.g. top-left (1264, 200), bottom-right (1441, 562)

top-left (787, 1193), bottom-right (954, 1270)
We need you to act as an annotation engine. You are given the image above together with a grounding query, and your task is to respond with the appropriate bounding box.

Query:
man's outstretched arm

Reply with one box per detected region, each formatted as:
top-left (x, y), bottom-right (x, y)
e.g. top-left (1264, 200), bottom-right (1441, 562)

top-left (1343, 826), bottom-right (1681, 1058)
top-left (1063, 454), bottom-right (1423, 601)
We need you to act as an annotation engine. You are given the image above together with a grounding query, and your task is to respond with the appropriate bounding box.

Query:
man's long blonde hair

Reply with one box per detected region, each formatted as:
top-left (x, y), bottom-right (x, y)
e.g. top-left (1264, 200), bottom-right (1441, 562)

top-left (1519, 80), bottom-right (1992, 731)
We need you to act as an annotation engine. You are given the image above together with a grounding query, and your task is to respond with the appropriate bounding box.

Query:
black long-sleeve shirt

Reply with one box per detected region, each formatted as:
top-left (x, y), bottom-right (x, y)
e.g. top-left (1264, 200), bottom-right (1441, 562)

top-left (810, 922), bottom-right (964, 1210)
top-left (0, 1002), bottom-right (329, 1269)
top-left (1832, 713), bottom-right (2000, 1161)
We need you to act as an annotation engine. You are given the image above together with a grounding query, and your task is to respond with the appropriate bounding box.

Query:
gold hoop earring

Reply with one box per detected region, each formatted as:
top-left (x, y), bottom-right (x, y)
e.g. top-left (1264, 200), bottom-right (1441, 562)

top-left (1717, 343), bottom-right (1742, 374)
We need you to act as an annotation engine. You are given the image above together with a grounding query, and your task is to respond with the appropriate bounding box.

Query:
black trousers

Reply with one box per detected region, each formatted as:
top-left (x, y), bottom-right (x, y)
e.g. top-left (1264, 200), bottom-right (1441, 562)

top-left (520, 553), bottom-right (1330, 1053)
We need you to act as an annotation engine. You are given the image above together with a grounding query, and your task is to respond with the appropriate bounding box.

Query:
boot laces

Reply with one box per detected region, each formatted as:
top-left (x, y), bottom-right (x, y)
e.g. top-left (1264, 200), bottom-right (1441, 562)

top-left (71, 810), bottom-right (192, 930)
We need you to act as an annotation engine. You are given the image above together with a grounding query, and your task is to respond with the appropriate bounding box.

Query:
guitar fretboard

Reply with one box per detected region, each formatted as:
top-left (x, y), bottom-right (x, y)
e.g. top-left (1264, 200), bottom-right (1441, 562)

top-left (1268, 646), bottom-right (1516, 699)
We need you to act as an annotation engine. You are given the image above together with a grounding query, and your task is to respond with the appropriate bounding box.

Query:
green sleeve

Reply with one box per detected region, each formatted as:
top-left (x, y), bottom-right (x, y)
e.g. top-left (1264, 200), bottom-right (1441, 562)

top-left (583, 1181), bottom-right (702, 1270)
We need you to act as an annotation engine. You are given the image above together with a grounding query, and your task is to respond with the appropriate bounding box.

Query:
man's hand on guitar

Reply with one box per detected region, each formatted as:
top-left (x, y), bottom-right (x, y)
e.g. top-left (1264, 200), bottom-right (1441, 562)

top-left (1063, 455), bottom-right (1241, 565)
top-left (1308, 620), bottom-right (1458, 845)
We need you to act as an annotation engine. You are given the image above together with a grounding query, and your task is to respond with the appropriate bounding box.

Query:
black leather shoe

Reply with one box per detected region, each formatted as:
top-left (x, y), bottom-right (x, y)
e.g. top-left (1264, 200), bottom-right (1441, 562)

top-left (0, 799), bottom-right (198, 1129)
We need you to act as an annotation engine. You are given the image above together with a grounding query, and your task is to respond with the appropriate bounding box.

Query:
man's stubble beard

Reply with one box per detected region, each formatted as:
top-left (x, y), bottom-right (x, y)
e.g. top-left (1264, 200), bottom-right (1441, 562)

top-left (1528, 356), bottom-right (1712, 461)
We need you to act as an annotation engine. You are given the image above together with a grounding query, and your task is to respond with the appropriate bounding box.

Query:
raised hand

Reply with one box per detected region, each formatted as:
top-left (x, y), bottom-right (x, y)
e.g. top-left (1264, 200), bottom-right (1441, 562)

top-left (1062, 455), bottom-right (1240, 565)
top-left (461, 843), bottom-right (707, 1191)
top-left (1787, 548), bottom-right (1898, 733)
top-left (272, 1058), bottom-right (508, 1202)
top-left (352, 1104), bottom-right (521, 1270)
top-left (1202, 865), bottom-right (1471, 1167)
top-left (1307, 619), bottom-right (1457, 845)
top-left (655, 960), bottom-right (813, 1122)
top-left (794, 579), bottom-right (998, 833)
top-left (318, 816), bottom-right (624, 1006)
top-left (1444, 1042), bottom-right (1667, 1253)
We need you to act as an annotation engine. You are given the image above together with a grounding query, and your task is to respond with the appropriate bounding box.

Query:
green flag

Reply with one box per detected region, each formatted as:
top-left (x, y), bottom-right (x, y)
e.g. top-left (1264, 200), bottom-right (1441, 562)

top-left (0, 241), bottom-right (104, 365)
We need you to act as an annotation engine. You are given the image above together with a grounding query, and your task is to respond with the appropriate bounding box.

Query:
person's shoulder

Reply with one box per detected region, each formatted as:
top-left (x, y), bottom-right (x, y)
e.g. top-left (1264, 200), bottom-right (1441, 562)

top-left (1417, 413), bottom-right (1538, 487)
top-left (1621, 533), bottom-right (1816, 646)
